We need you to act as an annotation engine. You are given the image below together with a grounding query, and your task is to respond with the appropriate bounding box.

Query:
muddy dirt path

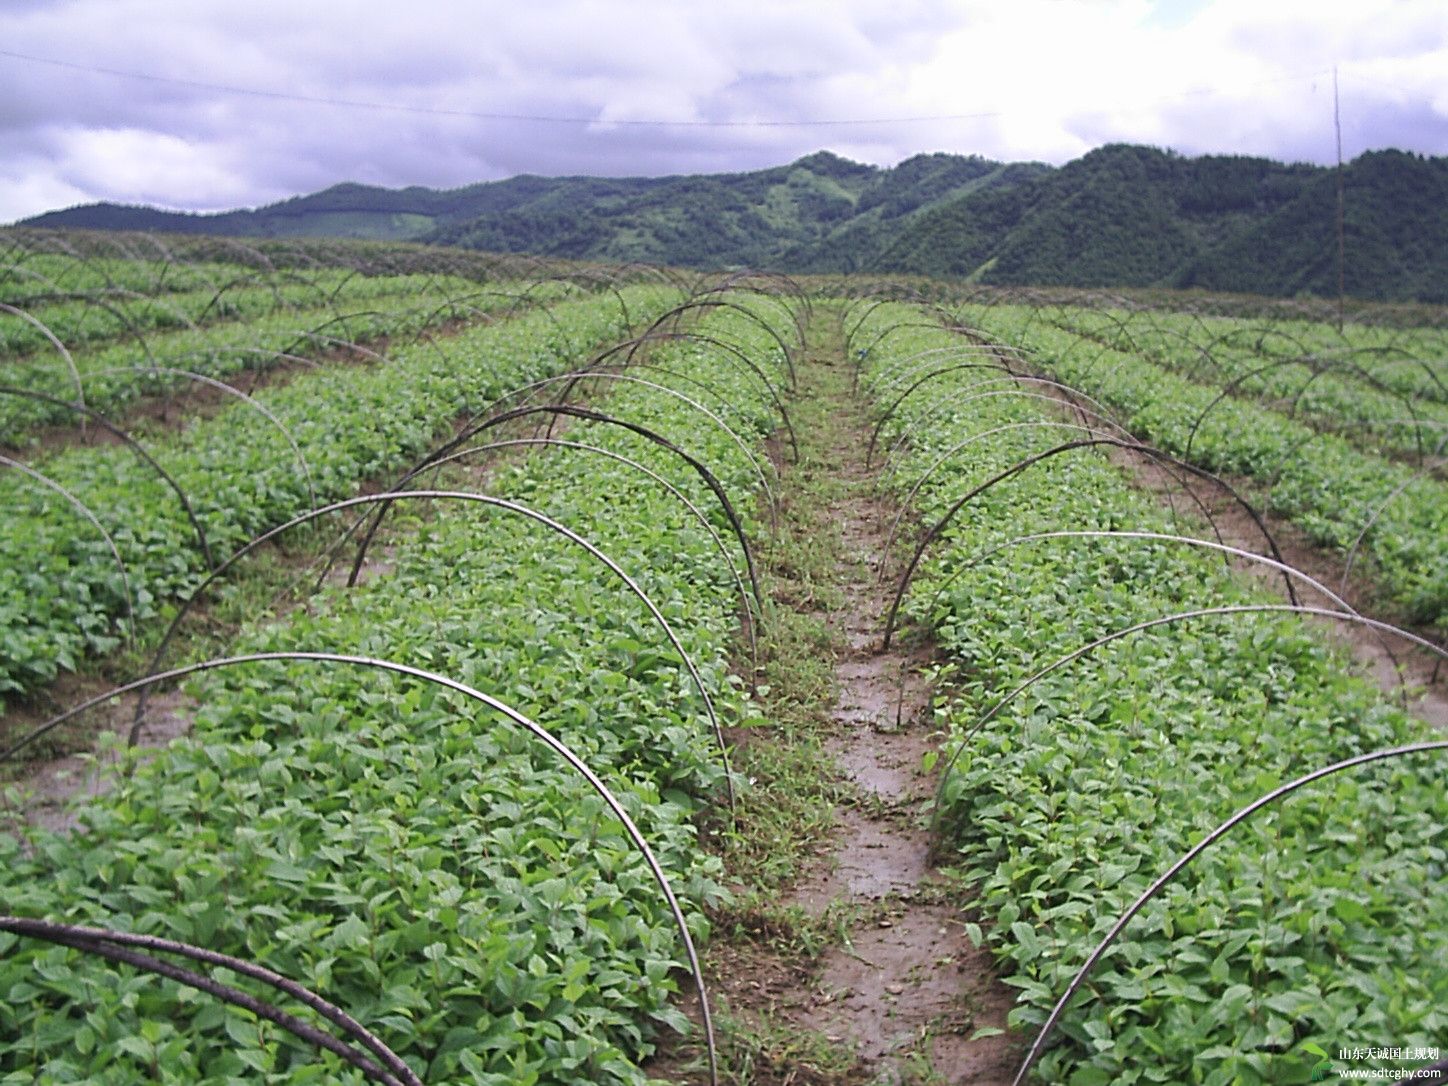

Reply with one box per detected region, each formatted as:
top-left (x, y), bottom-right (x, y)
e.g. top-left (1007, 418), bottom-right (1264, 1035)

top-left (789, 335), bottom-right (1015, 1084)
top-left (712, 316), bottom-right (1020, 1084)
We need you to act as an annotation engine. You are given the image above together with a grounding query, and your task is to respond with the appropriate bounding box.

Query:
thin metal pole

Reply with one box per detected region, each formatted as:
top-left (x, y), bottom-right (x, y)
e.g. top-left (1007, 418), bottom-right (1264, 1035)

top-left (1334, 64), bottom-right (1346, 332)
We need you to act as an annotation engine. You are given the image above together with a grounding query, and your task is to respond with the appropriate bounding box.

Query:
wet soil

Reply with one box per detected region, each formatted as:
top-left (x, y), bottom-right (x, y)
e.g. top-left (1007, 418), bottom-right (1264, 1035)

top-left (0, 408), bottom-right (541, 836)
top-left (785, 344), bottom-right (1017, 1084)
top-left (1, 688), bottom-right (193, 838)
top-left (5, 318), bottom-right (474, 457)
top-left (1023, 367), bottom-right (1448, 730)
top-left (706, 324), bottom-right (1022, 1084)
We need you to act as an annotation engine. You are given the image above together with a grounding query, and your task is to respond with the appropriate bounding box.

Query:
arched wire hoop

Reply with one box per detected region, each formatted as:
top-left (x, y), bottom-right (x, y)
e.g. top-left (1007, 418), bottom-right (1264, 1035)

top-left (881, 444), bottom-right (1298, 649)
top-left (195, 268), bottom-right (298, 322)
top-left (275, 328), bottom-right (391, 367)
top-left (160, 344), bottom-right (322, 395)
top-left (6, 650), bottom-right (720, 1086)
top-left (877, 408), bottom-right (1237, 586)
top-left (864, 332), bottom-right (1021, 384)
top-left (865, 362), bottom-right (1029, 467)
top-left (863, 343), bottom-right (1018, 402)
top-left (0, 454), bottom-right (135, 646)
top-left (571, 330), bottom-right (796, 461)
top-left (1183, 355), bottom-right (1431, 465)
top-left (4, 290), bottom-right (171, 372)
top-left (516, 270), bottom-right (637, 335)
top-left (912, 528), bottom-right (1406, 673)
top-left (423, 437), bottom-right (761, 670)
top-left (843, 295), bottom-right (936, 355)
top-left (405, 290), bottom-right (517, 343)
top-left (1338, 443), bottom-right (1448, 603)
top-left (1304, 343), bottom-right (1448, 403)
top-left (694, 281), bottom-right (808, 348)
top-left (105, 491), bottom-right (733, 814)
top-left (1012, 739), bottom-right (1448, 1086)
top-left (0, 302), bottom-right (84, 416)
top-left (546, 360), bottom-right (762, 440)
top-left (1278, 356), bottom-right (1435, 450)
top-left (850, 322), bottom-right (991, 367)
top-left (931, 599), bottom-right (1446, 820)
top-left (721, 274), bottom-right (810, 320)
top-left (877, 420), bottom-right (1124, 576)
top-left (85, 365), bottom-right (317, 513)
top-left (877, 380), bottom-right (1124, 467)
top-left (0, 917), bottom-right (421, 1086)
top-left (279, 309), bottom-right (395, 358)
top-left (517, 371), bottom-right (777, 513)
top-left (868, 376), bottom-right (1141, 486)
top-left (707, 270), bottom-right (812, 325)
top-left (347, 407), bottom-right (762, 627)
top-left (637, 300), bottom-right (797, 390)
top-left (0, 387), bottom-right (215, 569)
top-left (537, 345), bottom-right (773, 433)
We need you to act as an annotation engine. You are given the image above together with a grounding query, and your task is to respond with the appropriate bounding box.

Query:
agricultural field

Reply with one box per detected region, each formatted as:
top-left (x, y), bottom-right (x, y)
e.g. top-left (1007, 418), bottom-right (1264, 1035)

top-left (950, 300), bottom-right (1448, 630)
top-left (852, 303), bottom-right (1444, 1084)
top-left (1, 231), bottom-right (1444, 1086)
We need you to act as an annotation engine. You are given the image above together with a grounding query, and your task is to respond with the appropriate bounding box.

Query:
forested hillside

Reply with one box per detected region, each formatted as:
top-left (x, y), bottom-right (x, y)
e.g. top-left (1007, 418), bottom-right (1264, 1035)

top-left (20, 145), bottom-right (1448, 301)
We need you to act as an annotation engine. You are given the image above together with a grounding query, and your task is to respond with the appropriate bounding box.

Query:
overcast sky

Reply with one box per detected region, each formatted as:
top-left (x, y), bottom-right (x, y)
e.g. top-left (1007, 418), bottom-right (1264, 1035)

top-left (3, 0), bottom-right (1446, 223)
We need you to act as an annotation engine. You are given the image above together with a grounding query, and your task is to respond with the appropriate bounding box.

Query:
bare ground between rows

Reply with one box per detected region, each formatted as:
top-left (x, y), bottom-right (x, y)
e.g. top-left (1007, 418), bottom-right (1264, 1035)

top-left (0, 400), bottom-right (595, 834)
top-left (1106, 445), bottom-right (1448, 727)
top-left (1018, 363), bottom-right (1448, 730)
top-left (692, 338), bottom-right (1021, 1085)
top-left (0, 688), bottom-right (193, 838)
top-left (3, 317), bottom-right (475, 456)
top-left (0, 529), bottom-right (403, 839)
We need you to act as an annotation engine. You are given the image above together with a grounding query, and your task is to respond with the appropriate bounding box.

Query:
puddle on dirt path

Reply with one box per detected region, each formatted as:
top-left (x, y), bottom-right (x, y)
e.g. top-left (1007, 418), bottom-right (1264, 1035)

top-left (766, 339), bottom-right (1021, 1085)
top-left (793, 807), bottom-right (932, 908)
top-left (805, 904), bottom-right (1017, 1077)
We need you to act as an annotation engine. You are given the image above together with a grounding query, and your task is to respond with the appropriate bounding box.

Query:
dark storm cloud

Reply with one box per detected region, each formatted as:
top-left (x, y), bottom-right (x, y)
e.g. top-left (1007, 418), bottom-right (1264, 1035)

top-left (2, 0), bottom-right (1445, 222)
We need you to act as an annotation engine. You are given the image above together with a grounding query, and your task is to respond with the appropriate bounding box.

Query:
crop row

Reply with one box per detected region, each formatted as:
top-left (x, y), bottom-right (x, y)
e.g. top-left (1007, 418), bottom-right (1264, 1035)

top-left (960, 303), bottom-right (1448, 629)
top-left (1, 280), bottom-right (579, 439)
top-left (0, 293), bottom-right (792, 1083)
top-left (859, 305), bottom-right (1446, 1084)
top-left (1067, 307), bottom-right (1448, 404)
top-left (0, 286), bottom-right (674, 701)
top-left (0, 269), bottom-right (493, 357)
top-left (1, 252), bottom-right (271, 305)
top-left (1045, 306), bottom-right (1448, 461)
top-left (1, 237), bottom-right (512, 304)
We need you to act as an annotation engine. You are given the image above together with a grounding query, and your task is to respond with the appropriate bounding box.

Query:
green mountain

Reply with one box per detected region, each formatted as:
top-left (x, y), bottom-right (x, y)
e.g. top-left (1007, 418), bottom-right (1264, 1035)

top-left (876, 144), bottom-right (1448, 302)
top-left (19, 145), bottom-right (1448, 302)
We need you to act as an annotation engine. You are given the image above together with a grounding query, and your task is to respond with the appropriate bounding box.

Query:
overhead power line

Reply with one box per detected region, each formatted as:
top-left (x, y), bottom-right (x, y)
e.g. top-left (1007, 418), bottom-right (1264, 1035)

top-left (0, 47), bottom-right (1342, 129)
top-left (0, 49), bottom-right (1003, 127)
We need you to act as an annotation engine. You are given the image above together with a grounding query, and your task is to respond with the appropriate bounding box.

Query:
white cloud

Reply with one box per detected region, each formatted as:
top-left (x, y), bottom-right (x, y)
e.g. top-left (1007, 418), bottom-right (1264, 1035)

top-left (1, 0), bottom-right (1445, 221)
top-left (0, 158), bottom-right (91, 223)
top-left (50, 128), bottom-right (254, 208)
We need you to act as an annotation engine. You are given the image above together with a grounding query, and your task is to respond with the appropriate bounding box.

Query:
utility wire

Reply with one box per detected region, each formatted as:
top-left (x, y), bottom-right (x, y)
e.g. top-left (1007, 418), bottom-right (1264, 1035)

top-left (1, 47), bottom-right (1337, 128)
top-left (0, 49), bottom-right (1000, 126)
